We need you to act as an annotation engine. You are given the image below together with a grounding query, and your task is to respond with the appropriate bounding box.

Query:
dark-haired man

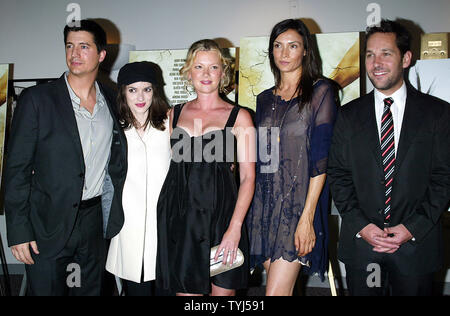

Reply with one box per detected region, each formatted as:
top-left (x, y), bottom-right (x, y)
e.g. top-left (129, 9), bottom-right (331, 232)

top-left (5, 19), bottom-right (127, 295)
top-left (328, 19), bottom-right (449, 295)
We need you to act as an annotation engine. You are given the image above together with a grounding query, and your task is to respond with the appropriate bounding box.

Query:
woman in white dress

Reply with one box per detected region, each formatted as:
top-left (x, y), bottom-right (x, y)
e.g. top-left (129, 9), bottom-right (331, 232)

top-left (106, 62), bottom-right (171, 296)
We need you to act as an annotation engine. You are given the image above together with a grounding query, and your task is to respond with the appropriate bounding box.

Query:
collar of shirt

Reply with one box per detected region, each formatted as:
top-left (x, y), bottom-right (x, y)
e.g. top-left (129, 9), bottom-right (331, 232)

top-left (127, 125), bottom-right (152, 141)
top-left (64, 71), bottom-right (106, 112)
top-left (374, 81), bottom-right (407, 153)
top-left (374, 81), bottom-right (407, 112)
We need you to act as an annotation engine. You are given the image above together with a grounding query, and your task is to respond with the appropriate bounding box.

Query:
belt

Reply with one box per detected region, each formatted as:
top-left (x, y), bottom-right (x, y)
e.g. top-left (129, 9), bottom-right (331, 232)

top-left (79, 196), bottom-right (101, 209)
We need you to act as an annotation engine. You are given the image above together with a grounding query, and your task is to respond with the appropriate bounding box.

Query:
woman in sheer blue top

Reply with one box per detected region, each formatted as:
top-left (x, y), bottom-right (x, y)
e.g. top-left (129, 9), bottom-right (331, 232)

top-left (246, 19), bottom-right (338, 295)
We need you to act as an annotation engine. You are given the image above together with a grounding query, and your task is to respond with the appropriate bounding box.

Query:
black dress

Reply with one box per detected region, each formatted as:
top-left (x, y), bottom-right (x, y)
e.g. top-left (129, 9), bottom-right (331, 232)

top-left (156, 104), bottom-right (249, 294)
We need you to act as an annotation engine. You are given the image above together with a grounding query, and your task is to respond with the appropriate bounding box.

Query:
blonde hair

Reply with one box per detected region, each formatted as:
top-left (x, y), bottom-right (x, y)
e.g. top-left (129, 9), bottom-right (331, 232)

top-left (180, 39), bottom-right (233, 93)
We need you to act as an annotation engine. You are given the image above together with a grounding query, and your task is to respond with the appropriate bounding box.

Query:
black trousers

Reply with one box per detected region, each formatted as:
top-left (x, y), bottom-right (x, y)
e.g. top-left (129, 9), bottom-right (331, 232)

top-left (25, 202), bottom-right (105, 296)
top-left (121, 264), bottom-right (173, 296)
top-left (345, 254), bottom-right (434, 296)
top-left (122, 279), bottom-right (155, 296)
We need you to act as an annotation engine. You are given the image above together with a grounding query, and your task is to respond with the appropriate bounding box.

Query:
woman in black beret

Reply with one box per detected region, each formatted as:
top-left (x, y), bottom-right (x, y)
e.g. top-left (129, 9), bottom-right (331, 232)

top-left (106, 62), bottom-right (171, 296)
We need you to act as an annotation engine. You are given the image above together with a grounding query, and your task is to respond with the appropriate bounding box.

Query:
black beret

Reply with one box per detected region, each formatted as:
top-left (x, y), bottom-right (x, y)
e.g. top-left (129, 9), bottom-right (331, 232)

top-left (117, 62), bottom-right (157, 87)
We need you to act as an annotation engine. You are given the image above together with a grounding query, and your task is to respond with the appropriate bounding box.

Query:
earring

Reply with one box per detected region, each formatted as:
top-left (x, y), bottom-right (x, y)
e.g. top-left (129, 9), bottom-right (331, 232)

top-left (185, 79), bottom-right (195, 95)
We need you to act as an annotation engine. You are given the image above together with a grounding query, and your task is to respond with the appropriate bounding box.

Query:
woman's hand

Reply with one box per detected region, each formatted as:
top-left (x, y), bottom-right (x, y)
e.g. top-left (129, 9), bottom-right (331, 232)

top-left (294, 214), bottom-right (316, 257)
top-left (294, 174), bottom-right (326, 257)
top-left (213, 108), bottom-right (255, 266)
top-left (215, 224), bottom-right (241, 266)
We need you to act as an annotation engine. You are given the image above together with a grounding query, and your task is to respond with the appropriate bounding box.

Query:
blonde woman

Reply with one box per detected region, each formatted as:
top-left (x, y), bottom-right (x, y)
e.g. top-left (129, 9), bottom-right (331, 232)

top-left (156, 39), bottom-right (255, 296)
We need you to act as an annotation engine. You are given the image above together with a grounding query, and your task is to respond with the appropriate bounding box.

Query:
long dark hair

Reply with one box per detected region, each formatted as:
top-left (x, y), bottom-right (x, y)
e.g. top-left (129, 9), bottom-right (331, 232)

top-left (269, 19), bottom-right (322, 111)
top-left (117, 82), bottom-right (169, 131)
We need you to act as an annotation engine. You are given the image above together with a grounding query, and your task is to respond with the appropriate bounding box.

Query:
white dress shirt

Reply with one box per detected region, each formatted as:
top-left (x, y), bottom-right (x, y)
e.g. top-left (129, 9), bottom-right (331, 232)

top-left (374, 82), bottom-right (407, 155)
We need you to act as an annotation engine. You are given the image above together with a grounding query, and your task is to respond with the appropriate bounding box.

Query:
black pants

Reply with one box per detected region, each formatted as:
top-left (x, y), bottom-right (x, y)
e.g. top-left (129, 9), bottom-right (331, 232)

top-left (121, 265), bottom-right (172, 296)
top-left (122, 279), bottom-right (155, 296)
top-left (25, 202), bottom-right (105, 296)
top-left (345, 260), bottom-right (434, 296)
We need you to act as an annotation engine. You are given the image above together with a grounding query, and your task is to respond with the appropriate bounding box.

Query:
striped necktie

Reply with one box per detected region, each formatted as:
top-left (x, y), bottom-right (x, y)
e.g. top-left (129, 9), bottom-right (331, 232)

top-left (381, 97), bottom-right (395, 225)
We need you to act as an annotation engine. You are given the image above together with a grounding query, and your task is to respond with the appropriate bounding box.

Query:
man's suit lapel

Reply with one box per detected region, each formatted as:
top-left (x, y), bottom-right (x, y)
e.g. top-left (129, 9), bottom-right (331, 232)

top-left (359, 85), bottom-right (425, 175)
top-left (97, 83), bottom-right (120, 134)
top-left (97, 83), bottom-right (127, 160)
top-left (395, 85), bottom-right (425, 172)
top-left (54, 75), bottom-right (86, 172)
top-left (357, 91), bottom-right (383, 169)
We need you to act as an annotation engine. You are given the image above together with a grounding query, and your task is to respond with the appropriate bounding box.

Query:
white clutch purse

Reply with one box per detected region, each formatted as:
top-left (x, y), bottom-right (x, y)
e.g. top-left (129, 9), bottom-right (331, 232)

top-left (210, 246), bottom-right (244, 277)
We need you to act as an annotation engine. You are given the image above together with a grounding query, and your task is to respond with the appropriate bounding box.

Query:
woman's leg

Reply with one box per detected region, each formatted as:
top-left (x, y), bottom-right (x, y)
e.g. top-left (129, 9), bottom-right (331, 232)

top-left (264, 258), bottom-right (302, 296)
top-left (176, 292), bottom-right (203, 296)
top-left (210, 283), bottom-right (236, 296)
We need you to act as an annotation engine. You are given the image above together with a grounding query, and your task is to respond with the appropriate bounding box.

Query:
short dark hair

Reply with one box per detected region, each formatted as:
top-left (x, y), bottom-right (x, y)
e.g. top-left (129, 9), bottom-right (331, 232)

top-left (64, 19), bottom-right (107, 53)
top-left (366, 19), bottom-right (411, 56)
top-left (268, 19), bottom-right (322, 111)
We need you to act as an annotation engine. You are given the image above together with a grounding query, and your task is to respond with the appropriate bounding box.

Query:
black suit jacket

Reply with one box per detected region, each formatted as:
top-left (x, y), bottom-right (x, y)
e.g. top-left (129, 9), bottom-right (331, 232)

top-left (328, 84), bottom-right (450, 276)
top-left (5, 74), bottom-right (127, 258)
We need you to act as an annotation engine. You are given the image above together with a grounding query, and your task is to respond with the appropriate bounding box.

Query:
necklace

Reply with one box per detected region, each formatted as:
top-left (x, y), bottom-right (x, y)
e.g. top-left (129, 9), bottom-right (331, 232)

top-left (271, 92), bottom-right (297, 143)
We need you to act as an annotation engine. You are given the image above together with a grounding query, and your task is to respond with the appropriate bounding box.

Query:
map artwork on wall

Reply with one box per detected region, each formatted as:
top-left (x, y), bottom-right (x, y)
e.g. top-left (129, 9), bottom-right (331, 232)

top-left (130, 48), bottom-right (237, 106)
top-left (239, 32), bottom-right (361, 111)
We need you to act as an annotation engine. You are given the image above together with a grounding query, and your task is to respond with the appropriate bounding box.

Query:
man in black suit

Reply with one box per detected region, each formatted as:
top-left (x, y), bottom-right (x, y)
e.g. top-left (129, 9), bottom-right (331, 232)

top-left (328, 20), bottom-right (449, 296)
top-left (4, 20), bottom-right (126, 295)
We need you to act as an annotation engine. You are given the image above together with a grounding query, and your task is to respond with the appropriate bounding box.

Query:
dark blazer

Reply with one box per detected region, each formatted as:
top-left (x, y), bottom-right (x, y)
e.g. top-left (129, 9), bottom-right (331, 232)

top-left (4, 74), bottom-right (127, 258)
top-left (328, 83), bottom-right (450, 276)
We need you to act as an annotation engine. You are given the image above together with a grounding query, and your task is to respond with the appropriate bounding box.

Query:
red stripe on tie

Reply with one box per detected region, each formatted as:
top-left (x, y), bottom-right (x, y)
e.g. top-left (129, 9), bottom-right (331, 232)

top-left (382, 113), bottom-right (390, 123)
top-left (385, 214), bottom-right (391, 220)
top-left (382, 142), bottom-right (395, 157)
top-left (384, 158), bottom-right (395, 172)
top-left (381, 125), bottom-right (394, 141)
top-left (386, 178), bottom-right (393, 187)
top-left (385, 197), bottom-right (391, 204)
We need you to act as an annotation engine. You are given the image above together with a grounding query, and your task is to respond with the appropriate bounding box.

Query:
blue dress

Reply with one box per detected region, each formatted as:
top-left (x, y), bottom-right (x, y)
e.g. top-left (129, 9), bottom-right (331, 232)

top-left (246, 79), bottom-right (337, 280)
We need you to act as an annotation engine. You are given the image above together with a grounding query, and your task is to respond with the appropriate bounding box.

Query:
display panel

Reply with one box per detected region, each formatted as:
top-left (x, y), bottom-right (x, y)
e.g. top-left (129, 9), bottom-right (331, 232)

top-left (238, 32), bottom-right (361, 111)
top-left (130, 48), bottom-right (237, 106)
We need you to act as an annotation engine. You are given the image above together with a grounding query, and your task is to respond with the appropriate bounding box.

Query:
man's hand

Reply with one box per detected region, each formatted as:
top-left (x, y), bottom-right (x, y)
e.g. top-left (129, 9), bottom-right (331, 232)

top-left (374, 224), bottom-right (413, 252)
top-left (374, 224), bottom-right (413, 253)
top-left (11, 241), bottom-right (39, 265)
top-left (359, 223), bottom-right (399, 253)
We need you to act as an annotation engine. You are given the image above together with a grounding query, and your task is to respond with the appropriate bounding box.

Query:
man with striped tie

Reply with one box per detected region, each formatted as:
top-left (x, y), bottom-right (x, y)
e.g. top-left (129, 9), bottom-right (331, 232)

top-left (328, 19), bottom-right (450, 296)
